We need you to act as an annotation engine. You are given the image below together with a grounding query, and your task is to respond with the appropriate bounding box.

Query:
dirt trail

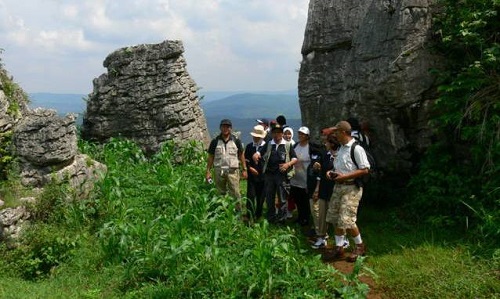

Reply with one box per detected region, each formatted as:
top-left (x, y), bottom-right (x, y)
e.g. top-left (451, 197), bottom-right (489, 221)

top-left (306, 234), bottom-right (383, 299)
top-left (327, 259), bottom-right (382, 299)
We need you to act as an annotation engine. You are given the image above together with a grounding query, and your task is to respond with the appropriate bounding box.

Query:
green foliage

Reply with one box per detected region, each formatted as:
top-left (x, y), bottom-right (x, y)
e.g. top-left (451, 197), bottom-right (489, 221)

top-left (3, 224), bottom-right (80, 280)
top-left (29, 181), bottom-right (73, 224)
top-left (2, 138), bottom-right (499, 298)
top-left (409, 0), bottom-right (500, 245)
top-left (0, 162), bottom-right (32, 207)
top-left (372, 245), bottom-right (500, 298)
top-left (89, 138), bottom-right (359, 297)
top-left (0, 50), bottom-right (29, 179)
top-left (0, 130), bottom-right (14, 180)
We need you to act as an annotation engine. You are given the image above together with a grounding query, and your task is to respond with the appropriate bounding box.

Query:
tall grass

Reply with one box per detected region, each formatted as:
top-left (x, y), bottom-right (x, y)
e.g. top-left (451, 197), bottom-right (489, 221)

top-left (1, 138), bottom-right (498, 298)
top-left (90, 139), bottom-right (362, 297)
top-left (0, 138), bottom-right (368, 298)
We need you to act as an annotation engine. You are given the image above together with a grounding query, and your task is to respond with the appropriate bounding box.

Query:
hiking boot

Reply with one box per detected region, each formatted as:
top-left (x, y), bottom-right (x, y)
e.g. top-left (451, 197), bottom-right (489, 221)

top-left (311, 237), bottom-right (327, 249)
top-left (322, 246), bottom-right (345, 262)
top-left (347, 243), bottom-right (366, 262)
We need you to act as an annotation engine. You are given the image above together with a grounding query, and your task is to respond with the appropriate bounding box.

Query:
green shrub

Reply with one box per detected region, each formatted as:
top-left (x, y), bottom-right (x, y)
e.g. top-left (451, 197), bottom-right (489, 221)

top-left (3, 224), bottom-right (80, 280)
top-left (408, 0), bottom-right (500, 246)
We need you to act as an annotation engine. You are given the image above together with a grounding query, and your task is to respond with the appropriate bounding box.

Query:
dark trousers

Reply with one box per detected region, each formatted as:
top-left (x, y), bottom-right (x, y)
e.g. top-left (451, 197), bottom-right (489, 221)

top-left (264, 173), bottom-right (287, 222)
top-left (290, 185), bottom-right (310, 226)
top-left (246, 178), bottom-right (265, 219)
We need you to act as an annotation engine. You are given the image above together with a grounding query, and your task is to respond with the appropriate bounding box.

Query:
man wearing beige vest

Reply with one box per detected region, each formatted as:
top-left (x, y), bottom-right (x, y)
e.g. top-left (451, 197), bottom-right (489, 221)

top-left (206, 119), bottom-right (248, 212)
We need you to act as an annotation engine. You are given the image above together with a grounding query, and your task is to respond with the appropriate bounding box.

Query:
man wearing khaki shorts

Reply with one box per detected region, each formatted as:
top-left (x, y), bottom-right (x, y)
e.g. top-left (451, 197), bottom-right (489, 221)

top-left (323, 121), bottom-right (370, 262)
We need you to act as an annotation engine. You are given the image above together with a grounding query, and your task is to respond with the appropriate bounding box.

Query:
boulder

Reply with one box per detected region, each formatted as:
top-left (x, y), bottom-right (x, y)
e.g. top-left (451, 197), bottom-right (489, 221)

top-left (82, 40), bottom-right (210, 154)
top-left (13, 108), bottom-right (107, 196)
top-left (13, 108), bottom-right (77, 166)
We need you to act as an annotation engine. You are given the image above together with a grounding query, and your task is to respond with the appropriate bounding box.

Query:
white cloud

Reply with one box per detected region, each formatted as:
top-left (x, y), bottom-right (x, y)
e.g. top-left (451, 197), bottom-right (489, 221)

top-left (0, 0), bottom-right (309, 93)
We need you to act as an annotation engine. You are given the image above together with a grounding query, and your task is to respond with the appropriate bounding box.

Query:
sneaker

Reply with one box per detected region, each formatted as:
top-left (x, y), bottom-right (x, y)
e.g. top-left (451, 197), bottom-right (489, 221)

top-left (347, 243), bottom-right (366, 262)
top-left (342, 237), bottom-right (350, 249)
top-left (286, 210), bottom-right (293, 219)
top-left (311, 237), bottom-right (327, 249)
top-left (322, 246), bottom-right (345, 262)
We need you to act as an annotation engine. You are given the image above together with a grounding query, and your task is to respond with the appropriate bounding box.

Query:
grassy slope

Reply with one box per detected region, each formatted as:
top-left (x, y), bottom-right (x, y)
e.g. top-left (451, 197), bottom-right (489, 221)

top-left (0, 209), bottom-right (498, 298)
top-left (0, 141), bottom-right (498, 298)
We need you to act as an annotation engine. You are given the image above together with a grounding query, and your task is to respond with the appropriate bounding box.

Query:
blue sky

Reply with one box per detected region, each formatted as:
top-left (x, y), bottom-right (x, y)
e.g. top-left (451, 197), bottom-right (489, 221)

top-left (0, 0), bottom-right (309, 94)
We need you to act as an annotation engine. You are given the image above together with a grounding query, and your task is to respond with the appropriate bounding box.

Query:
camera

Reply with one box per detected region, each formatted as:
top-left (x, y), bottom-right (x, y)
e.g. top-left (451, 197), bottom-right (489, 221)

top-left (327, 171), bottom-right (338, 179)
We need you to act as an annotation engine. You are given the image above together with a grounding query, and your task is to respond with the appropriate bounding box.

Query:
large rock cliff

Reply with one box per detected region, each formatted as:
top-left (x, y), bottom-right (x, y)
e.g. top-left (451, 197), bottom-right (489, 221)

top-left (299, 0), bottom-right (441, 175)
top-left (82, 40), bottom-right (210, 154)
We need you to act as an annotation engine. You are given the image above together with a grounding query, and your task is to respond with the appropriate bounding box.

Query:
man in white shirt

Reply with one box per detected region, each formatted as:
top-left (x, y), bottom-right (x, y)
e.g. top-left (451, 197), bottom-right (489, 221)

top-left (323, 121), bottom-right (370, 262)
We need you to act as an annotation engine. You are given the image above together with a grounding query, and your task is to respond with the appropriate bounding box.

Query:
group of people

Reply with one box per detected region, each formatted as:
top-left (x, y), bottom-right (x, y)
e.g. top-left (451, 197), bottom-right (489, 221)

top-left (205, 116), bottom-right (370, 262)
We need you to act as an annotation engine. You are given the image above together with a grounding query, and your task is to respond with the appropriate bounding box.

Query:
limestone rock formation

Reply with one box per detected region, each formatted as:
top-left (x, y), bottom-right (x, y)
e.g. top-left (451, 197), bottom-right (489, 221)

top-left (0, 206), bottom-right (30, 243)
top-left (0, 66), bottom-right (30, 176)
top-left (13, 108), bottom-right (107, 195)
top-left (299, 0), bottom-right (442, 175)
top-left (82, 40), bottom-right (210, 154)
top-left (14, 108), bottom-right (77, 166)
top-left (0, 68), bottom-right (30, 130)
top-left (0, 61), bottom-right (107, 245)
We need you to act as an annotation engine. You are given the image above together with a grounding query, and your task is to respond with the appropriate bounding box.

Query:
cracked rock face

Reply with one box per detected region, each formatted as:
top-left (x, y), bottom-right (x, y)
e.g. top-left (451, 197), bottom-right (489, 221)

top-left (82, 40), bottom-right (210, 154)
top-left (299, 0), bottom-right (442, 175)
top-left (13, 108), bottom-right (77, 166)
top-left (12, 108), bottom-right (107, 194)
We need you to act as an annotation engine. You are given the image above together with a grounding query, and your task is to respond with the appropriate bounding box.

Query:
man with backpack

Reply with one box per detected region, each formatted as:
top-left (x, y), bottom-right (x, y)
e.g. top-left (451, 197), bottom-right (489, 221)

top-left (347, 117), bottom-right (378, 187)
top-left (323, 121), bottom-right (370, 262)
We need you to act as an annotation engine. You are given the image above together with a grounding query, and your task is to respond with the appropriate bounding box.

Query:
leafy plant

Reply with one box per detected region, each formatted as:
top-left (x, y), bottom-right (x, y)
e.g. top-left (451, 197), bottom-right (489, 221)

top-left (3, 224), bottom-right (80, 280)
top-left (408, 0), bottom-right (500, 244)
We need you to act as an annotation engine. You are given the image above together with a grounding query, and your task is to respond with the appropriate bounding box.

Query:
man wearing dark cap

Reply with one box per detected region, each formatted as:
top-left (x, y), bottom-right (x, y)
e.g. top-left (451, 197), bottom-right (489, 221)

top-left (323, 120), bottom-right (370, 262)
top-left (206, 119), bottom-right (248, 211)
top-left (253, 122), bottom-right (297, 223)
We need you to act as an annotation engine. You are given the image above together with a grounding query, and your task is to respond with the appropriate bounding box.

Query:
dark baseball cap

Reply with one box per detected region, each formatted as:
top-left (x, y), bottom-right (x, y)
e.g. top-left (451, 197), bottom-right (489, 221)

top-left (220, 119), bottom-right (232, 126)
top-left (256, 118), bottom-right (269, 126)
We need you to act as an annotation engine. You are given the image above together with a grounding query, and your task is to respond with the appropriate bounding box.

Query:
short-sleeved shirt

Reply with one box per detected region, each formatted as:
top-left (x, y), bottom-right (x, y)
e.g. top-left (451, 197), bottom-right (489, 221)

top-left (334, 139), bottom-right (370, 174)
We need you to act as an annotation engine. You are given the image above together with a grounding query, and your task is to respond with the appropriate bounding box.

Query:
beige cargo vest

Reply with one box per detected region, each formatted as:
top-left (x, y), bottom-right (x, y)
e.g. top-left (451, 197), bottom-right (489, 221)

top-left (213, 138), bottom-right (240, 170)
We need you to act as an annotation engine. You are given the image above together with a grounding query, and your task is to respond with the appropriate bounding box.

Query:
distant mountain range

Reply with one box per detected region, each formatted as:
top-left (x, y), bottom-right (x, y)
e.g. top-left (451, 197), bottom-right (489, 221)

top-left (29, 93), bottom-right (87, 115)
top-left (28, 91), bottom-right (303, 144)
top-left (200, 92), bottom-right (300, 119)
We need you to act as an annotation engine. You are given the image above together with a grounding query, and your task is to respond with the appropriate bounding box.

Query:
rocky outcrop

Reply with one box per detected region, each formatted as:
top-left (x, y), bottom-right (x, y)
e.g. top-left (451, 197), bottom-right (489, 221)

top-left (0, 68), bottom-right (30, 131)
top-left (13, 108), bottom-right (106, 195)
top-left (82, 40), bottom-right (210, 154)
top-left (0, 62), bottom-right (106, 245)
top-left (13, 108), bottom-right (77, 167)
top-left (0, 66), bottom-right (30, 178)
top-left (299, 0), bottom-right (442, 175)
top-left (0, 206), bottom-right (30, 244)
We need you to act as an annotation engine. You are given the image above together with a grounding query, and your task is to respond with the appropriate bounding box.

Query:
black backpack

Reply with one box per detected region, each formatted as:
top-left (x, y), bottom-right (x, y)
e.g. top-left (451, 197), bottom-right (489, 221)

top-left (350, 140), bottom-right (378, 187)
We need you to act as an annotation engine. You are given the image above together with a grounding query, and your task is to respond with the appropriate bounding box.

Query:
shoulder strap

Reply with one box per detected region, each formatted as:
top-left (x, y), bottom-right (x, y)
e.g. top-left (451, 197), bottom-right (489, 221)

top-left (350, 142), bottom-right (360, 170)
top-left (285, 142), bottom-right (291, 163)
top-left (262, 142), bottom-right (273, 174)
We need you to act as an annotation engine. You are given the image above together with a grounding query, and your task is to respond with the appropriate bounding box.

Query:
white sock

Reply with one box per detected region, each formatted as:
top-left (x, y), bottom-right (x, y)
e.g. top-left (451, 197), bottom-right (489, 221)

top-left (334, 235), bottom-right (345, 247)
top-left (353, 234), bottom-right (362, 245)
